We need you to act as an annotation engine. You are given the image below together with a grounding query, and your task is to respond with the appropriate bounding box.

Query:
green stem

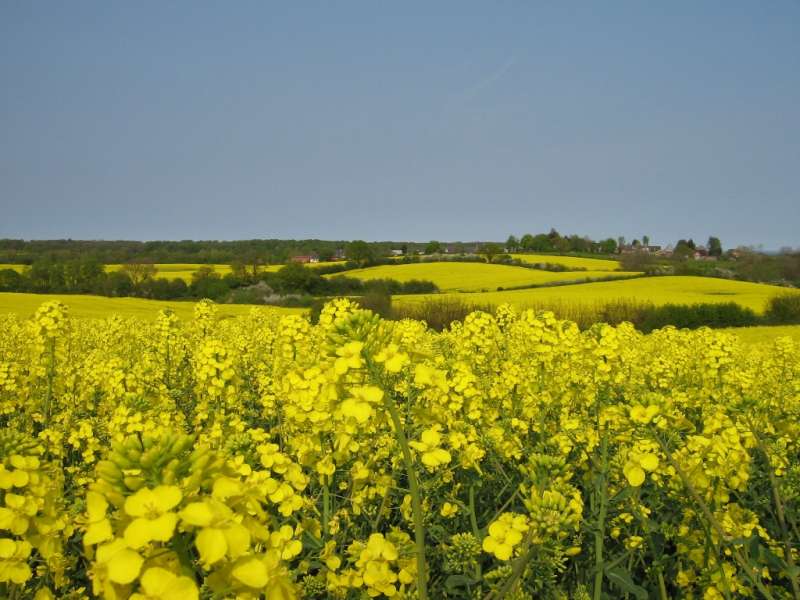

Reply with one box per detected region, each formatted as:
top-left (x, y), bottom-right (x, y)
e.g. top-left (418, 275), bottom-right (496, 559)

top-left (322, 482), bottom-right (330, 539)
top-left (657, 571), bottom-right (668, 600)
top-left (485, 536), bottom-right (534, 600)
top-left (372, 492), bottom-right (389, 531)
top-left (383, 393), bottom-right (428, 600)
top-left (630, 493), bottom-right (668, 600)
top-left (593, 434), bottom-right (609, 600)
top-left (468, 485), bottom-right (483, 581)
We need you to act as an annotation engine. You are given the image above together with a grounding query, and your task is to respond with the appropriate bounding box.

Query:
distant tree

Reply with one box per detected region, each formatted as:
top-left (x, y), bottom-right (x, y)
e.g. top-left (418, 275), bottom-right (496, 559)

top-left (346, 240), bottom-right (375, 265)
top-left (59, 257), bottom-right (104, 292)
top-left (553, 236), bottom-right (571, 252)
top-left (249, 254), bottom-right (267, 278)
top-left (190, 267), bottom-right (230, 300)
top-left (0, 269), bottom-right (24, 292)
top-left (63, 260), bottom-right (83, 291)
top-left (620, 251), bottom-right (655, 272)
top-left (505, 235), bottom-right (519, 252)
top-left (28, 259), bottom-right (65, 292)
top-left (121, 262), bottom-right (157, 286)
top-left (424, 240), bottom-right (442, 255)
top-left (191, 266), bottom-right (217, 285)
top-left (642, 235), bottom-right (650, 247)
top-left (273, 263), bottom-right (314, 294)
top-left (707, 236), bottom-right (723, 258)
top-left (145, 278), bottom-right (188, 300)
top-left (317, 249), bottom-right (335, 262)
top-left (230, 260), bottom-right (248, 280)
top-left (481, 243), bottom-right (503, 263)
top-left (400, 243), bottom-right (409, 255)
top-left (102, 271), bottom-right (134, 297)
top-left (599, 238), bottom-right (618, 254)
top-left (617, 236), bottom-right (626, 251)
top-left (519, 234), bottom-right (534, 251)
top-left (673, 240), bottom-right (695, 260)
top-left (567, 235), bottom-right (591, 253)
top-left (529, 234), bottom-right (553, 252)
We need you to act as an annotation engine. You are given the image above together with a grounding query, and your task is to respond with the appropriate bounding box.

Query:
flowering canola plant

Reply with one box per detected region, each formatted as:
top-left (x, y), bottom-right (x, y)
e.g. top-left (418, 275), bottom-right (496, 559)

top-left (0, 298), bottom-right (799, 599)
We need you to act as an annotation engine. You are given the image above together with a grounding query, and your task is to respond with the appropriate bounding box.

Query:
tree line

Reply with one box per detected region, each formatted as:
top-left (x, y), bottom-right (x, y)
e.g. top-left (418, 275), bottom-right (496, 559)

top-left (503, 229), bottom-right (620, 254)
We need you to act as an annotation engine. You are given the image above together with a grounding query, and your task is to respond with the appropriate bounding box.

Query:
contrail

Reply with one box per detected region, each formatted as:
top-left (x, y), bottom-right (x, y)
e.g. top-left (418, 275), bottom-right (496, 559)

top-left (450, 54), bottom-right (517, 104)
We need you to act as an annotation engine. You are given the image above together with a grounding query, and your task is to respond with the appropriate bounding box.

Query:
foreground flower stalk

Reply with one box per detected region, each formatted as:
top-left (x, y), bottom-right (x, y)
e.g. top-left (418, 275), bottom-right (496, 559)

top-left (381, 390), bottom-right (429, 600)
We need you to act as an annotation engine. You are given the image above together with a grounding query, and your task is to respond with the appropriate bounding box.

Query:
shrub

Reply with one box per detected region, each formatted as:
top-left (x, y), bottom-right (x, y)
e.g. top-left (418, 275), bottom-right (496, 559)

top-left (765, 293), bottom-right (800, 324)
top-left (355, 291), bottom-right (393, 318)
top-left (391, 298), bottom-right (494, 331)
top-left (520, 299), bottom-right (760, 332)
top-left (637, 302), bottom-right (759, 332)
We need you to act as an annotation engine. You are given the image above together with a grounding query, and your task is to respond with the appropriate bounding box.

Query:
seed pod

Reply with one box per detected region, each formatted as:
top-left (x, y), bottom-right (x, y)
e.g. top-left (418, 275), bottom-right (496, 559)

top-left (124, 436), bottom-right (143, 454)
top-left (123, 475), bottom-right (145, 491)
top-left (96, 460), bottom-right (123, 483)
top-left (139, 448), bottom-right (159, 469)
top-left (108, 451), bottom-right (133, 470)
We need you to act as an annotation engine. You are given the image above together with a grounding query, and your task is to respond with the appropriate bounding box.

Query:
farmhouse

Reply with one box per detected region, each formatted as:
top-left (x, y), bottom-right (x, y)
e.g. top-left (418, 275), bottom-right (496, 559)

top-left (619, 244), bottom-right (662, 254)
top-left (290, 254), bottom-right (319, 264)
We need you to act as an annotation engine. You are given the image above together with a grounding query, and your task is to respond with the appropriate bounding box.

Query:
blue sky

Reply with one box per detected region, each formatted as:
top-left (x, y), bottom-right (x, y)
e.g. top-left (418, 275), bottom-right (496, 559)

top-left (1, 2), bottom-right (798, 248)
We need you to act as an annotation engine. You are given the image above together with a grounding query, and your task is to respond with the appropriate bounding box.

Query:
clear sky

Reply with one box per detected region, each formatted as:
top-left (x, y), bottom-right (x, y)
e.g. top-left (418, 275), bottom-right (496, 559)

top-left (1, 2), bottom-right (798, 248)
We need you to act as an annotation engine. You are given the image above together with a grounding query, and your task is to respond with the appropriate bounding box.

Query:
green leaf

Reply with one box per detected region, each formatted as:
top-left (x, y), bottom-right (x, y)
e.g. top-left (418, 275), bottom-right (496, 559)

top-left (746, 535), bottom-right (761, 561)
top-left (762, 545), bottom-right (788, 571)
top-left (445, 574), bottom-right (477, 593)
top-left (609, 486), bottom-right (637, 505)
top-left (604, 566), bottom-right (648, 600)
top-left (649, 532), bottom-right (666, 558)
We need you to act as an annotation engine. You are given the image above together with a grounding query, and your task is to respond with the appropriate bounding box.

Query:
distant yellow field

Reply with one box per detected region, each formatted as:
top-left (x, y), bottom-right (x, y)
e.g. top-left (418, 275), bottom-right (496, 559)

top-left (106, 263), bottom-right (235, 281)
top-left (0, 264), bottom-right (25, 273)
top-left (511, 254), bottom-right (621, 271)
top-left (331, 262), bottom-right (638, 292)
top-left (106, 262), bottom-right (341, 281)
top-left (0, 293), bottom-right (304, 320)
top-left (724, 325), bottom-right (800, 345)
top-left (394, 276), bottom-right (798, 313)
top-left (1, 262), bottom-right (340, 282)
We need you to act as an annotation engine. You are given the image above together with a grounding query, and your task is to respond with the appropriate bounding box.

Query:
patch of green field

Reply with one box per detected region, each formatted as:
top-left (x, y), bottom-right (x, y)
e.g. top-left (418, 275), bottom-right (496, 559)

top-left (511, 254), bottom-right (621, 271)
top-left (394, 276), bottom-right (798, 313)
top-left (723, 325), bottom-right (800, 345)
top-left (330, 262), bottom-right (638, 292)
top-left (0, 293), bottom-right (304, 320)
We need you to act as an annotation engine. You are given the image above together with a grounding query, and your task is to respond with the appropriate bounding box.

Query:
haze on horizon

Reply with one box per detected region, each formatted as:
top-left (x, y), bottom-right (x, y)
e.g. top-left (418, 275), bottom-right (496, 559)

top-left (1, 2), bottom-right (798, 250)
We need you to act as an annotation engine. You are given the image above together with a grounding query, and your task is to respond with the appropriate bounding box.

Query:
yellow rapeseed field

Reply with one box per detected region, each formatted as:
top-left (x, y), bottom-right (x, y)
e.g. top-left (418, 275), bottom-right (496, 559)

top-left (106, 264), bottom-right (235, 281)
top-left (332, 262), bottom-right (638, 292)
top-left (510, 253), bottom-right (622, 271)
top-left (0, 292), bottom-right (303, 320)
top-left (0, 264), bottom-right (26, 273)
top-left (1, 262), bottom-right (341, 283)
top-left (114, 263), bottom-right (341, 280)
top-left (396, 275), bottom-right (797, 314)
top-left (722, 324), bottom-right (800, 344)
top-left (1, 298), bottom-right (799, 599)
